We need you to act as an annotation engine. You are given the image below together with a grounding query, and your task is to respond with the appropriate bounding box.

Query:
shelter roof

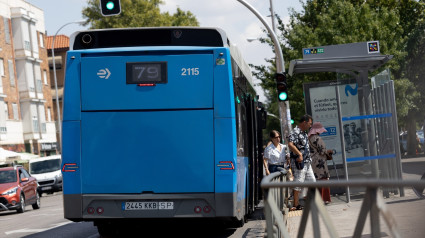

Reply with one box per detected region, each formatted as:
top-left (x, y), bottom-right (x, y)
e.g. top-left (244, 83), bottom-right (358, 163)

top-left (288, 41), bottom-right (393, 76)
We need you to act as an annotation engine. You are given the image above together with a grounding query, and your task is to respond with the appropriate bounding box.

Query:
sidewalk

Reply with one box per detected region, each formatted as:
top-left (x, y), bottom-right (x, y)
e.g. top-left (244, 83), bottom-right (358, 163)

top-left (287, 156), bottom-right (425, 238)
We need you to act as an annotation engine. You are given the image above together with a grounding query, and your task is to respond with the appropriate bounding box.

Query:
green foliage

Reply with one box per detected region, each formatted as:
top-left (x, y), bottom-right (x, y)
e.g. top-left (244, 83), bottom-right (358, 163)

top-left (253, 0), bottom-right (425, 135)
top-left (82, 0), bottom-right (199, 29)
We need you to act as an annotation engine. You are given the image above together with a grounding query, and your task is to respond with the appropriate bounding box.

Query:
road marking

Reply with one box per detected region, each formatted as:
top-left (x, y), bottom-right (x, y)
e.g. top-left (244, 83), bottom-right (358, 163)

top-left (5, 221), bottom-right (72, 235)
top-left (28, 212), bottom-right (63, 217)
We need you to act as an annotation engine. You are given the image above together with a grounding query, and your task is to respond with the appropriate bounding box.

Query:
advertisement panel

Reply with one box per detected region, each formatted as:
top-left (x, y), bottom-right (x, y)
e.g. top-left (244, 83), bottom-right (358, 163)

top-left (304, 79), bottom-right (364, 166)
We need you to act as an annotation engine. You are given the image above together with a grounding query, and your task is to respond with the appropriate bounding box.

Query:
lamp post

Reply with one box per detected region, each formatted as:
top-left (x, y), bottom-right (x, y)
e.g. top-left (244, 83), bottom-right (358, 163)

top-left (236, 0), bottom-right (292, 144)
top-left (51, 20), bottom-right (85, 152)
top-left (269, 0), bottom-right (276, 32)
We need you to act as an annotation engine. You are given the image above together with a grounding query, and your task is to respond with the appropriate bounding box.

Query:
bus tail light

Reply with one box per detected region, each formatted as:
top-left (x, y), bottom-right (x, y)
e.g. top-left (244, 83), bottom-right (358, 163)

top-left (87, 207), bottom-right (95, 214)
top-left (203, 206), bottom-right (211, 213)
top-left (96, 207), bottom-right (104, 214)
top-left (194, 206), bottom-right (202, 214)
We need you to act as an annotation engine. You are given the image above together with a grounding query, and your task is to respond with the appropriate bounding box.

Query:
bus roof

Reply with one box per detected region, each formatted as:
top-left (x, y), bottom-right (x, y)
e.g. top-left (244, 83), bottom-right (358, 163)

top-left (70, 27), bottom-right (229, 50)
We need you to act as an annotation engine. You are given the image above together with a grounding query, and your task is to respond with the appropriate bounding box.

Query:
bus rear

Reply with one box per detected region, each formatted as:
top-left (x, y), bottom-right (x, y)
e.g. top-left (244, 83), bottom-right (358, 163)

top-left (62, 28), bottom-right (259, 232)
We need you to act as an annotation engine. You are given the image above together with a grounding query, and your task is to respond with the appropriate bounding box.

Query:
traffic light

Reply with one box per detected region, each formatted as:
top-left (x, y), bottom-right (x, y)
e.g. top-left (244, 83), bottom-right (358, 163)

top-left (100, 0), bottom-right (121, 16)
top-left (275, 72), bottom-right (288, 101)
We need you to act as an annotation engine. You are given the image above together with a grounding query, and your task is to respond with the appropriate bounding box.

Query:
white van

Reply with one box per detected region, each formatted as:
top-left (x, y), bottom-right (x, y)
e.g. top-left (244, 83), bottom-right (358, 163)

top-left (29, 155), bottom-right (62, 196)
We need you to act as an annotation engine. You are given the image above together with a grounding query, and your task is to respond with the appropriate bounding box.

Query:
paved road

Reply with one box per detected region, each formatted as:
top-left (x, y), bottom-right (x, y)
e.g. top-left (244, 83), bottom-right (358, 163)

top-left (1, 192), bottom-right (266, 238)
top-left (3, 157), bottom-right (422, 237)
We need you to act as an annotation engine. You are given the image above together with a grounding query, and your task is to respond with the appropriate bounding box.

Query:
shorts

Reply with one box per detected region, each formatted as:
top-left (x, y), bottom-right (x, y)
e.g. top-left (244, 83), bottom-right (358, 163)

top-left (292, 162), bottom-right (316, 191)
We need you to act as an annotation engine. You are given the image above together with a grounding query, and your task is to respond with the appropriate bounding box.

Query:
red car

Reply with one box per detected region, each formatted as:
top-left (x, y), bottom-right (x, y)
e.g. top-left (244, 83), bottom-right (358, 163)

top-left (0, 166), bottom-right (40, 213)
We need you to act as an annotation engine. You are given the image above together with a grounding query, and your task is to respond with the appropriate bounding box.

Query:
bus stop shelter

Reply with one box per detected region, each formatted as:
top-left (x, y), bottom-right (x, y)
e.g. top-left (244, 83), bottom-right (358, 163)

top-left (288, 41), bottom-right (403, 201)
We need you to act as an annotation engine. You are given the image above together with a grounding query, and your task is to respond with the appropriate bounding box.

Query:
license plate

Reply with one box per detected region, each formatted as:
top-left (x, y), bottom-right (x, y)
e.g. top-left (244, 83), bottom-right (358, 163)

top-left (41, 186), bottom-right (52, 191)
top-left (122, 202), bottom-right (174, 210)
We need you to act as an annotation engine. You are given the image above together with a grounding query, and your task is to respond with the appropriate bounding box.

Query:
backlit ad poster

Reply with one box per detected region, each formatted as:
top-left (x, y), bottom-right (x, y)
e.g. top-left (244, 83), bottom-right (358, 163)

top-left (304, 80), bottom-right (364, 165)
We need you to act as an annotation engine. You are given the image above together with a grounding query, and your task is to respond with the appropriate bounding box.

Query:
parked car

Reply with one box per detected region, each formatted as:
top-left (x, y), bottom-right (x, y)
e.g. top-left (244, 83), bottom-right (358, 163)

top-left (0, 166), bottom-right (40, 213)
top-left (400, 130), bottom-right (424, 154)
top-left (418, 130), bottom-right (424, 145)
top-left (29, 155), bottom-right (62, 196)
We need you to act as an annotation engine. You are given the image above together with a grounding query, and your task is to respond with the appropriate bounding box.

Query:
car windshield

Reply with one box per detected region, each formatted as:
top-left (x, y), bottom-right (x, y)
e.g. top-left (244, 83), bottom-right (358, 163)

top-left (30, 159), bottom-right (61, 174)
top-left (0, 170), bottom-right (17, 184)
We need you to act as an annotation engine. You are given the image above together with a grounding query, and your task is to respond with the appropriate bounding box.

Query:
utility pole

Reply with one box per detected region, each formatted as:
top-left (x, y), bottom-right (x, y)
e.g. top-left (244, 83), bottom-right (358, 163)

top-left (52, 20), bottom-right (85, 153)
top-left (269, 0), bottom-right (293, 137)
top-left (237, 0), bottom-right (292, 145)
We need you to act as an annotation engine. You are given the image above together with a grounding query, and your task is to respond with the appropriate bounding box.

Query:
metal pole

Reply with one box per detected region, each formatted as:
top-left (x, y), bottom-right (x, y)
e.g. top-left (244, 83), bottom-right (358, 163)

top-left (51, 20), bottom-right (85, 153)
top-left (269, 0), bottom-right (276, 32)
top-left (269, 0), bottom-right (293, 134)
top-left (236, 0), bottom-right (292, 147)
top-left (335, 82), bottom-right (350, 202)
top-left (389, 80), bottom-right (404, 196)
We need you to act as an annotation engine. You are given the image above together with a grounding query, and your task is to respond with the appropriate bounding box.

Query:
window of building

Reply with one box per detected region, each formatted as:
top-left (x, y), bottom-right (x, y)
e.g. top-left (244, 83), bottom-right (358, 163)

top-left (47, 107), bottom-right (51, 121)
top-left (43, 70), bottom-right (48, 85)
top-left (0, 101), bottom-right (7, 133)
top-left (35, 64), bottom-right (42, 93)
top-left (39, 32), bottom-right (44, 48)
top-left (0, 59), bottom-right (4, 76)
top-left (26, 62), bottom-right (35, 92)
top-left (38, 104), bottom-right (46, 133)
top-left (5, 102), bottom-right (8, 120)
top-left (4, 18), bottom-right (10, 44)
top-left (0, 59), bottom-right (3, 93)
top-left (8, 60), bottom-right (15, 87)
top-left (30, 24), bottom-right (38, 55)
top-left (22, 20), bottom-right (31, 51)
top-left (24, 41), bottom-right (31, 50)
top-left (12, 103), bottom-right (18, 120)
top-left (32, 115), bottom-right (39, 132)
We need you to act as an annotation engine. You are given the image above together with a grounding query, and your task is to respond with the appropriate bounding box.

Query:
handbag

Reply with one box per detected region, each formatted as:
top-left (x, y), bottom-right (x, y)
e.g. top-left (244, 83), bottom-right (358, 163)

top-left (295, 160), bottom-right (304, 170)
top-left (293, 154), bottom-right (304, 170)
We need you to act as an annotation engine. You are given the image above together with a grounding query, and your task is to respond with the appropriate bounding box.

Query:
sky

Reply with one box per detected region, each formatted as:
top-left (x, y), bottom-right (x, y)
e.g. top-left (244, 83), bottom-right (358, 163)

top-left (26, 0), bottom-right (302, 102)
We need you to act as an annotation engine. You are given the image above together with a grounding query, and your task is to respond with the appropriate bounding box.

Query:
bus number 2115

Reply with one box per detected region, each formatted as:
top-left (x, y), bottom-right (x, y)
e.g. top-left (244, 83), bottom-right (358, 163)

top-left (181, 68), bottom-right (199, 76)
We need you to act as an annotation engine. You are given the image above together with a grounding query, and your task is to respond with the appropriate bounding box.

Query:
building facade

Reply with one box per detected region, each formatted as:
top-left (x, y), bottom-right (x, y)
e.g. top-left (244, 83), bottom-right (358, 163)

top-left (0, 0), bottom-right (57, 156)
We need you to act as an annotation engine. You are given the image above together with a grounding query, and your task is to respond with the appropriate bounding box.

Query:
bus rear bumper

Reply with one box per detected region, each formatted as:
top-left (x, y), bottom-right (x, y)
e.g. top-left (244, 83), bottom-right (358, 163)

top-left (63, 193), bottom-right (241, 222)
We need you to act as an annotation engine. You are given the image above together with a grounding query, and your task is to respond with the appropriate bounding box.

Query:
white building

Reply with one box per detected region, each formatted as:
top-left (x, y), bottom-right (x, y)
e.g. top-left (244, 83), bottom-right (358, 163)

top-left (0, 0), bottom-right (57, 156)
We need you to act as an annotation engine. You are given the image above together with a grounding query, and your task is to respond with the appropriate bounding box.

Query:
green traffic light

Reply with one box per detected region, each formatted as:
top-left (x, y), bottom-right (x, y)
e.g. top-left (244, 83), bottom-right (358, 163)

top-left (291, 119), bottom-right (294, 124)
top-left (106, 1), bottom-right (115, 10)
top-left (278, 92), bottom-right (288, 101)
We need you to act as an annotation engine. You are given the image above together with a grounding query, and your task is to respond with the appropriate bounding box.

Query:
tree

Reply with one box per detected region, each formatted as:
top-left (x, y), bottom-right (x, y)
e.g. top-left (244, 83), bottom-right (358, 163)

top-left (82, 0), bottom-right (199, 29)
top-left (396, 1), bottom-right (425, 155)
top-left (253, 0), bottom-right (425, 155)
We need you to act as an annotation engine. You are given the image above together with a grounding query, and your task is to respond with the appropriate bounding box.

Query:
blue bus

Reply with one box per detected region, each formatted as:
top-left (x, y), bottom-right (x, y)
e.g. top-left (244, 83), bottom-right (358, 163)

top-left (61, 27), bottom-right (266, 235)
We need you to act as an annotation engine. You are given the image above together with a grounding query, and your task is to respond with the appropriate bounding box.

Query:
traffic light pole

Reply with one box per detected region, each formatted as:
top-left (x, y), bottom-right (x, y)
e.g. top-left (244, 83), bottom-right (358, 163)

top-left (236, 0), bottom-right (292, 144)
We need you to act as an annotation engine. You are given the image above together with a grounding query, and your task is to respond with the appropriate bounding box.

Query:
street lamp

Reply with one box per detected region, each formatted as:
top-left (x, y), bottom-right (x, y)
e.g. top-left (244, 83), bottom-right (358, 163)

top-left (51, 20), bottom-right (85, 152)
top-left (236, 0), bottom-right (292, 143)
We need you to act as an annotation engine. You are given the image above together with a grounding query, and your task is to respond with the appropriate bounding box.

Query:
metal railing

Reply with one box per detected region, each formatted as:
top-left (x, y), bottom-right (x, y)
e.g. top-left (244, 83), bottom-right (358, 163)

top-left (262, 169), bottom-right (291, 238)
top-left (261, 172), bottom-right (425, 238)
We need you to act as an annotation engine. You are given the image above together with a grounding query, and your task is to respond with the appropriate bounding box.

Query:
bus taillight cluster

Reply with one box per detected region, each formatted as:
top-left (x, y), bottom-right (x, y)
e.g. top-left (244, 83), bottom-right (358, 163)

top-left (87, 207), bottom-right (104, 215)
top-left (194, 205), bottom-right (212, 214)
